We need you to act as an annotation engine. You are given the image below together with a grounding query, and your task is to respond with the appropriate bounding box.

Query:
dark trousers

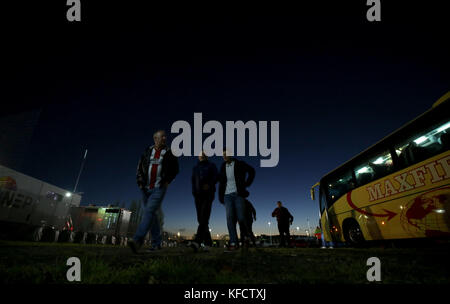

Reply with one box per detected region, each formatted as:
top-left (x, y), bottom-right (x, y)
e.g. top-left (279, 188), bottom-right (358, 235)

top-left (278, 222), bottom-right (290, 247)
top-left (246, 220), bottom-right (256, 245)
top-left (194, 192), bottom-right (214, 246)
top-left (237, 219), bottom-right (255, 245)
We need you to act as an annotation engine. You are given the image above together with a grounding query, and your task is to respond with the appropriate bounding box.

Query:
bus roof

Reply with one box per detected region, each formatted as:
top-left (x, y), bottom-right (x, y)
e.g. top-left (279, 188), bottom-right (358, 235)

top-left (433, 91), bottom-right (450, 108)
top-left (319, 91), bottom-right (450, 182)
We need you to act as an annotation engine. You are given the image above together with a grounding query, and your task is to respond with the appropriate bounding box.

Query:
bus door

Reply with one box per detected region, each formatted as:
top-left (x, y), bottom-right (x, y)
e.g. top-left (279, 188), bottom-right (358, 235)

top-left (311, 182), bottom-right (339, 243)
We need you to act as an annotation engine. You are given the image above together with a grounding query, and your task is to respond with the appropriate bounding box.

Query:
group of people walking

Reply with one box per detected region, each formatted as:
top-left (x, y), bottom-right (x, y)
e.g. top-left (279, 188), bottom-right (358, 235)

top-left (128, 130), bottom-right (295, 254)
top-left (189, 149), bottom-right (257, 251)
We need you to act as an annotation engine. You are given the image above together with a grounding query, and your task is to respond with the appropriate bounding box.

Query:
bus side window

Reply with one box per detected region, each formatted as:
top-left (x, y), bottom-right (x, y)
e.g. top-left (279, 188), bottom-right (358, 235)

top-left (355, 150), bottom-right (394, 186)
top-left (441, 131), bottom-right (450, 150)
top-left (326, 170), bottom-right (354, 204)
top-left (395, 120), bottom-right (450, 168)
top-left (319, 188), bottom-right (327, 215)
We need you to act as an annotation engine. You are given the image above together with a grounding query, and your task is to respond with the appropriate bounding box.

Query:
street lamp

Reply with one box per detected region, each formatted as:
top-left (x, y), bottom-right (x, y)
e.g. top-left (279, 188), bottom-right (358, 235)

top-left (296, 227), bottom-right (299, 235)
top-left (268, 222), bottom-right (272, 245)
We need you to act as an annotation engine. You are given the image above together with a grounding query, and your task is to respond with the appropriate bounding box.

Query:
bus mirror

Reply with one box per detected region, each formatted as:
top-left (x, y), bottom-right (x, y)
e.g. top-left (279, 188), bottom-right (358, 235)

top-left (310, 182), bottom-right (319, 201)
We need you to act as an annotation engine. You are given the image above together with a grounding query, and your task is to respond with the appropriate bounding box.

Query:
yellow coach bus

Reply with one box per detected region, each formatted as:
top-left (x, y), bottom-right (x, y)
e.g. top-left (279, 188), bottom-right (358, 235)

top-left (311, 92), bottom-right (450, 245)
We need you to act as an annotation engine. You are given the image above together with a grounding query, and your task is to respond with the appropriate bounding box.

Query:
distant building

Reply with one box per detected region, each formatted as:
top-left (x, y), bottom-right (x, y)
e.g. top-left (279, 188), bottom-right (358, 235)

top-left (0, 163), bottom-right (81, 241)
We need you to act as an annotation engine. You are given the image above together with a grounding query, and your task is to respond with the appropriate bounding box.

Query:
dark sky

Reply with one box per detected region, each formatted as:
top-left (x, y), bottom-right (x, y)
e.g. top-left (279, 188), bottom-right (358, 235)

top-left (2, 1), bottom-right (449, 236)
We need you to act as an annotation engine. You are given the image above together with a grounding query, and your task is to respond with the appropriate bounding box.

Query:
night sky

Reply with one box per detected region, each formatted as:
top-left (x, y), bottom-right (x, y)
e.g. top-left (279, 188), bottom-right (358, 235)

top-left (2, 1), bottom-right (449, 237)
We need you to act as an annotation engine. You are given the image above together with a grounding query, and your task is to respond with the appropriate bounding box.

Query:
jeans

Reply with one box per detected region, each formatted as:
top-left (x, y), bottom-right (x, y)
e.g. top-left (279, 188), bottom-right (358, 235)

top-left (194, 192), bottom-right (214, 246)
top-left (321, 232), bottom-right (334, 248)
top-left (224, 192), bottom-right (248, 245)
top-left (133, 187), bottom-right (167, 247)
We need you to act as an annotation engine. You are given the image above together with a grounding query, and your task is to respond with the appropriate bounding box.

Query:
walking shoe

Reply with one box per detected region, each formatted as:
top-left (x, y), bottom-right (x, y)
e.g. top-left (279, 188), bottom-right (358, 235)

top-left (187, 241), bottom-right (200, 252)
top-left (128, 239), bottom-right (142, 254)
top-left (224, 244), bottom-right (238, 253)
top-left (200, 243), bottom-right (210, 252)
top-left (146, 245), bottom-right (162, 253)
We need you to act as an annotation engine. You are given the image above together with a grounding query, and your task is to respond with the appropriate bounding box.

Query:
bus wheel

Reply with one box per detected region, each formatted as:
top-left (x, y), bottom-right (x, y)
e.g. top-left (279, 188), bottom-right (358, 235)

top-left (344, 220), bottom-right (365, 246)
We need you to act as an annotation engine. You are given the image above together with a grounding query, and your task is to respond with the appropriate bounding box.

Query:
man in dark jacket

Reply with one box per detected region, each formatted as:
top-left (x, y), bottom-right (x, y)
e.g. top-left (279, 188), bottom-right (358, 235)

top-left (219, 149), bottom-right (255, 251)
top-left (128, 130), bottom-right (179, 253)
top-left (271, 201), bottom-right (294, 247)
top-left (190, 151), bottom-right (218, 250)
